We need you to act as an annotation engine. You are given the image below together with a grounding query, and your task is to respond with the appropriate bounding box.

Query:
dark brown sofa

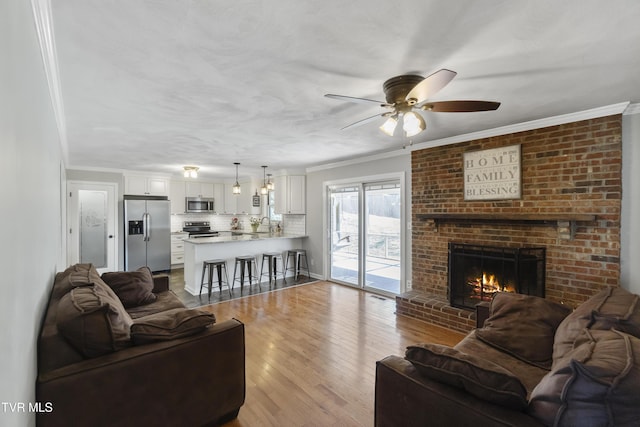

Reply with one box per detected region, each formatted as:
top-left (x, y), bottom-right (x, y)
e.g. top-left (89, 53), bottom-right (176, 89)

top-left (376, 287), bottom-right (640, 427)
top-left (36, 263), bottom-right (245, 427)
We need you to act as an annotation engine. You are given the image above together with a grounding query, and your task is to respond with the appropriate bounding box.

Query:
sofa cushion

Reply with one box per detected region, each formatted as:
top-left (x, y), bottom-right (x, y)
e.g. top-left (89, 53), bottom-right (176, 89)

top-left (131, 308), bottom-right (215, 344)
top-left (475, 292), bottom-right (571, 369)
top-left (56, 281), bottom-right (133, 357)
top-left (52, 263), bottom-right (99, 298)
top-left (529, 329), bottom-right (640, 426)
top-left (101, 267), bottom-right (157, 308)
top-left (553, 286), bottom-right (640, 364)
top-left (405, 343), bottom-right (528, 410)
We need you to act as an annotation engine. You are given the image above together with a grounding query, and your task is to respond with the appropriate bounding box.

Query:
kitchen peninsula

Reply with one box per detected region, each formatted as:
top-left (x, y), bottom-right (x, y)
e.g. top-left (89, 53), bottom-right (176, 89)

top-left (182, 232), bottom-right (308, 295)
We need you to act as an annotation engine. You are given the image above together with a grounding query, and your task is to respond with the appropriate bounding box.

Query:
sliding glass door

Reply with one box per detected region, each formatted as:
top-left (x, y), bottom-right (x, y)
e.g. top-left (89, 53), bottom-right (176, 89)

top-left (363, 182), bottom-right (401, 294)
top-left (329, 179), bottom-right (402, 294)
top-left (329, 185), bottom-right (360, 285)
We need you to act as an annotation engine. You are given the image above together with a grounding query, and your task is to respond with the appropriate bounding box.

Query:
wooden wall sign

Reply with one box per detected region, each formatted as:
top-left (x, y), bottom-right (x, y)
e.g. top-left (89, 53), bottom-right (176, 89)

top-left (463, 144), bottom-right (521, 201)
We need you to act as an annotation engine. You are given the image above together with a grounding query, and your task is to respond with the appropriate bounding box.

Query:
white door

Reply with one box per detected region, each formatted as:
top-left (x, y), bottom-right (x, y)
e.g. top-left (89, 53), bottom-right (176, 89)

top-left (67, 182), bottom-right (118, 274)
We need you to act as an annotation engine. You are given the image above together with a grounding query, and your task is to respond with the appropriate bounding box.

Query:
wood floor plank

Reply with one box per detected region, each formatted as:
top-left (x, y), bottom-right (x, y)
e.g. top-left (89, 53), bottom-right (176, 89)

top-left (196, 281), bottom-right (465, 426)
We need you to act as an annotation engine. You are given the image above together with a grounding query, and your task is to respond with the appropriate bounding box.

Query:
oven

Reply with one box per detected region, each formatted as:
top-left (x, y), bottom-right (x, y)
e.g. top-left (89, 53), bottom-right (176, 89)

top-left (183, 221), bottom-right (219, 238)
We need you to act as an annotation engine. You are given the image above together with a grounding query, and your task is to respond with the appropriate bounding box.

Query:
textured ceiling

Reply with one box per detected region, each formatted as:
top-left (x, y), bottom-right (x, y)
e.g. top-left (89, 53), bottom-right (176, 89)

top-left (52, 0), bottom-right (640, 180)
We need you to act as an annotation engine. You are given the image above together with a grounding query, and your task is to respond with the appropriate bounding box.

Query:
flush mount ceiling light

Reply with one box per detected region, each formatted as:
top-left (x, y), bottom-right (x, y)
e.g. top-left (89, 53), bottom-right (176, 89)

top-left (183, 166), bottom-right (199, 178)
top-left (260, 166), bottom-right (269, 195)
top-left (232, 162), bottom-right (241, 195)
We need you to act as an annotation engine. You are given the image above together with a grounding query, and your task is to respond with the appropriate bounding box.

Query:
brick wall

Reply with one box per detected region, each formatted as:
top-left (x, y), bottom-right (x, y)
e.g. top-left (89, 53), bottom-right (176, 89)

top-left (406, 115), bottom-right (622, 329)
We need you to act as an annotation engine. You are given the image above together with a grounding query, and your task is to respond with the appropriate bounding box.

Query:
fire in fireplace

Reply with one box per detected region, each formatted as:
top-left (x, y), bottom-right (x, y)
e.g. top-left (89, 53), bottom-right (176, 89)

top-left (448, 243), bottom-right (546, 310)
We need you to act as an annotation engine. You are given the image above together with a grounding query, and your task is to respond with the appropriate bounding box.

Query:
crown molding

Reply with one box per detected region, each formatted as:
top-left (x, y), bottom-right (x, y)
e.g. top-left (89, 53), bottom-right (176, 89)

top-left (31, 0), bottom-right (68, 164)
top-left (623, 102), bottom-right (640, 115)
top-left (308, 102), bottom-right (630, 173)
top-left (408, 102), bottom-right (631, 153)
top-left (306, 148), bottom-right (407, 173)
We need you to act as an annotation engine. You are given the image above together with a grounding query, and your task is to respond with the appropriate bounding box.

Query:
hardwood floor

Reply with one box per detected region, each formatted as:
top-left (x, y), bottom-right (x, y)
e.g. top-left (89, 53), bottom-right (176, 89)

top-left (194, 281), bottom-right (465, 426)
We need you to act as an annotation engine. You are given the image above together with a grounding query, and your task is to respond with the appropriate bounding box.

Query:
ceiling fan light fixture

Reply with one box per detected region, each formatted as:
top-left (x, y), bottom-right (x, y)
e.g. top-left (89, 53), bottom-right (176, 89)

top-left (380, 116), bottom-right (398, 136)
top-left (183, 166), bottom-right (199, 178)
top-left (403, 111), bottom-right (425, 137)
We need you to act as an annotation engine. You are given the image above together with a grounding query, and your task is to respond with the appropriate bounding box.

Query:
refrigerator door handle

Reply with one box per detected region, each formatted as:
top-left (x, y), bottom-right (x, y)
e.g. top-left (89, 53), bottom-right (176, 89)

top-left (143, 213), bottom-right (149, 241)
top-left (146, 212), bottom-right (151, 241)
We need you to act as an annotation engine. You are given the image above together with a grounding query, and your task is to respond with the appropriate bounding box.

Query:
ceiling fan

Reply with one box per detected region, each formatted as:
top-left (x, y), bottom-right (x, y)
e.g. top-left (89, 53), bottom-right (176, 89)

top-left (325, 69), bottom-right (500, 137)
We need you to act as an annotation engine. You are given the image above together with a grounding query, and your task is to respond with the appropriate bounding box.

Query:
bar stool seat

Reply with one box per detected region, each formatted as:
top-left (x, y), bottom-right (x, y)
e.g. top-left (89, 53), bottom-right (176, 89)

top-left (260, 252), bottom-right (285, 285)
top-left (232, 255), bottom-right (259, 289)
top-left (284, 249), bottom-right (310, 281)
top-left (200, 259), bottom-right (231, 298)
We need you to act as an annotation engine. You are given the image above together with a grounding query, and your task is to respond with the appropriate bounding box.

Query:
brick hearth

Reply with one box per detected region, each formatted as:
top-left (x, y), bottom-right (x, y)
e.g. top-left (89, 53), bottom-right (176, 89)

top-left (400, 114), bottom-right (622, 332)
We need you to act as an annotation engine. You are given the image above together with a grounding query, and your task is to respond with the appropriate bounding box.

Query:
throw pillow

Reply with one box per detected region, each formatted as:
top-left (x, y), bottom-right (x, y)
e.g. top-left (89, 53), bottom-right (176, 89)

top-left (529, 329), bottom-right (640, 426)
top-left (553, 286), bottom-right (640, 364)
top-left (130, 308), bottom-right (216, 345)
top-left (57, 283), bottom-right (133, 357)
top-left (405, 343), bottom-right (528, 410)
top-left (101, 266), bottom-right (157, 308)
top-left (475, 292), bottom-right (571, 369)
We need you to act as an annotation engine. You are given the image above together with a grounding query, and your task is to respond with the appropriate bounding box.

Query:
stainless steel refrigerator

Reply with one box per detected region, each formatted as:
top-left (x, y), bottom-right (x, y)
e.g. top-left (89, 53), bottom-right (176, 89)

top-left (124, 196), bottom-right (171, 272)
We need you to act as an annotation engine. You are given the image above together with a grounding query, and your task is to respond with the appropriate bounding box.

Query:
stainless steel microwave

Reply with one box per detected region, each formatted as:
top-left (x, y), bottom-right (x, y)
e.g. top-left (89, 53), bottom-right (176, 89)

top-left (185, 197), bottom-right (214, 213)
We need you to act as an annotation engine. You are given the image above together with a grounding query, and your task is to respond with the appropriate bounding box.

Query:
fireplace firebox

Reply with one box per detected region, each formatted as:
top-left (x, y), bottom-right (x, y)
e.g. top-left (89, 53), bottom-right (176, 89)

top-left (448, 243), bottom-right (546, 310)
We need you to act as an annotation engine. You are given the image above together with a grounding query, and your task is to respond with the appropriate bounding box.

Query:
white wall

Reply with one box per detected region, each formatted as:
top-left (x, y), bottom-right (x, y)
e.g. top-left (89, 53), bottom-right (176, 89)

top-left (305, 152), bottom-right (412, 285)
top-left (0, 0), bottom-right (65, 425)
top-left (621, 111), bottom-right (640, 294)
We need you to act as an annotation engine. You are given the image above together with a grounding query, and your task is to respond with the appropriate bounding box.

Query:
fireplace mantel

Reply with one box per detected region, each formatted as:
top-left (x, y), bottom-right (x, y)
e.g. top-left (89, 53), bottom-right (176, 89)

top-left (416, 213), bottom-right (596, 239)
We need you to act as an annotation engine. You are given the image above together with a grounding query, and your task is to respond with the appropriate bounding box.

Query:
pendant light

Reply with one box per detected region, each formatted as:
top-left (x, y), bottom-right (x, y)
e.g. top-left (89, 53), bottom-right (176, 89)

top-left (232, 162), bottom-right (241, 195)
top-left (267, 173), bottom-right (274, 191)
top-left (260, 166), bottom-right (269, 195)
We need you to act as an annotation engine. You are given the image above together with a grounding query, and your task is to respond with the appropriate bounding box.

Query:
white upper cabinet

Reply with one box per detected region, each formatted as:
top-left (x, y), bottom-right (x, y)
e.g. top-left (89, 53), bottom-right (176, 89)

top-left (124, 175), bottom-right (169, 196)
top-left (274, 175), bottom-right (306, 214)
top-left (169, 180), bottom-right (186, 214)
top-left (185, 182), bottom-right (215, 198)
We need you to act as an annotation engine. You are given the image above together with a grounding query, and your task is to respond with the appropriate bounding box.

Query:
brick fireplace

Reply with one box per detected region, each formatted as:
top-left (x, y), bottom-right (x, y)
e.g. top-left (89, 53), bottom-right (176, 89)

top-left (398, 115), bottom-right (622, 333)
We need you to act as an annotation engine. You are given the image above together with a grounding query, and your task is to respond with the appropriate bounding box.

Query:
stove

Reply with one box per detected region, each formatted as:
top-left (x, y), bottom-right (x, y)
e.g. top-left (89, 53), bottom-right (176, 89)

top-left (182, 221), bottom-right (219, 238)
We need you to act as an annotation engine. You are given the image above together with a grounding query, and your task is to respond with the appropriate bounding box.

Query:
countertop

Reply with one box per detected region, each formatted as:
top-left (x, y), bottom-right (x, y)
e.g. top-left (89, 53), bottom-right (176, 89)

top-left (184, 233), bottom-right (307, 245)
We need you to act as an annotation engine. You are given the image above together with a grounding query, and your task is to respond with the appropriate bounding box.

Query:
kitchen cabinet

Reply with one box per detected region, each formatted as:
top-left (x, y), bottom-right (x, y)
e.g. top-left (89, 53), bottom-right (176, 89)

top-left (212, 183), bottom-right (225, 214)
top-left (185, 182), bottom-right (214, 198)
top-left (171, 232), bottom-right (188, 266)
top-left (274, 175), bottom-right (306, 214)
top-left (124, 175), bottom-right (169, 196)
top-left (223, 180), bottom-right (260, 215)
top-left (169, 180), bottom-right (186, 214)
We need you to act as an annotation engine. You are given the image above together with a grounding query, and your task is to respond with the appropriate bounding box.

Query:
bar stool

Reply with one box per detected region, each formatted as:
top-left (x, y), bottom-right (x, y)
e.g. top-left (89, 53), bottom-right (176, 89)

top-left (284, 249), bottom-right (310, 281)
top-left (200, 259), bottom-right (231, 298)
top-left (232, 255), bottom-right (259, 290)
top-left (260, 252), bottom-right (285, 285)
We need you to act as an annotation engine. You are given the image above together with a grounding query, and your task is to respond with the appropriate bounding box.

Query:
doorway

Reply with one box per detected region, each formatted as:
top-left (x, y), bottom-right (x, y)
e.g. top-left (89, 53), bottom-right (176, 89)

top-left (67, 182), bottom-right (118, 273)
top-left (328, 178), bottom-right (402, 294)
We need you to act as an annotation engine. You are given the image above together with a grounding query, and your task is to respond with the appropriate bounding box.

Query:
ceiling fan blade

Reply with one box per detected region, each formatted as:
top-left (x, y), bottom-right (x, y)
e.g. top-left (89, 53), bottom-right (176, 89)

top-left (422, 100), bottom-right (501, 112)
top-left (405, 69), bottom-right (457, 104)
top-left (340, 113), bottom-right (387, 130)
top-left (325, 94), bottom-right (390, 107)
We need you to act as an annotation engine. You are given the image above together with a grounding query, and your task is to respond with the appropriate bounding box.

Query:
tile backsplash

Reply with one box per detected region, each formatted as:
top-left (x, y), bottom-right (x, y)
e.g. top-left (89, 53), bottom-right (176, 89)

top-left (171, 213), bottom-right (305, 235)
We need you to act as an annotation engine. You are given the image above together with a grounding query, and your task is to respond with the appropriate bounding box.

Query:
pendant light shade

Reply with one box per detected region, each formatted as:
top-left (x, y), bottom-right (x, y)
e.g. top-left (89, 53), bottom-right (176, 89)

top-left (260, 166), bottom-right (268, 195)
top-left (232, 162), bottom-right (241, 195)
